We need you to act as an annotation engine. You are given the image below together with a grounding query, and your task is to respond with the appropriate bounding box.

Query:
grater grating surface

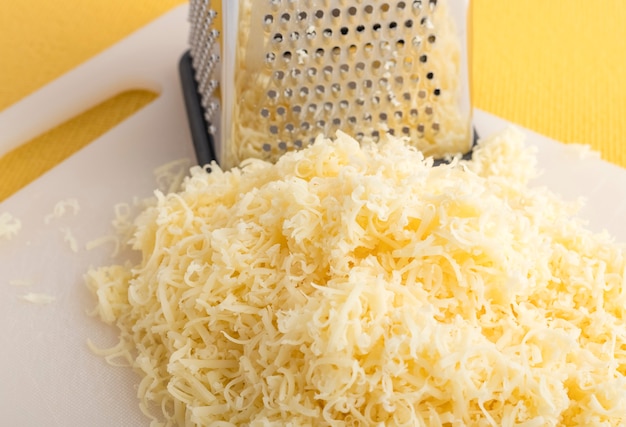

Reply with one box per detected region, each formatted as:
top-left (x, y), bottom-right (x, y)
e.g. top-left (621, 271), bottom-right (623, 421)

top-left (185, 0), bottom-right (471, 169)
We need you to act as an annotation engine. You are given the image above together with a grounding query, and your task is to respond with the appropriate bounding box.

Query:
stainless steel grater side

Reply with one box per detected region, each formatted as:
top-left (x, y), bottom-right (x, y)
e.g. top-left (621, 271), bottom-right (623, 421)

top-left (180, 0), bottom-right (472, 169)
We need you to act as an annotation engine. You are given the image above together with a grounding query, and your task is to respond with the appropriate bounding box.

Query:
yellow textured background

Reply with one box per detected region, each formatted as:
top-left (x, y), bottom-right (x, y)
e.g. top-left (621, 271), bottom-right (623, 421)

top-left (1, 1), bottom-right (625, 202)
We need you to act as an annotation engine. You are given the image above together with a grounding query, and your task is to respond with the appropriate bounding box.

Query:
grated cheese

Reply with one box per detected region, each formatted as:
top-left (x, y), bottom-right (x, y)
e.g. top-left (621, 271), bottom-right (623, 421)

top-left (0, 212), bottom-right (22, 240)
top-left (60, 227), bottom-right (79, 253)
top-left (44, 198), bottom-right (80, 224)
top-left (21, 292), bottom-right (55, 305)
top-left (87, 128), bottom-right (626, 426)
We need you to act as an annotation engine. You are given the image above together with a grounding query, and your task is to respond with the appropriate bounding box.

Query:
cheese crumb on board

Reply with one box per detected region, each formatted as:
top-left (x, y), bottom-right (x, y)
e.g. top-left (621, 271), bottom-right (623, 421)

top-left (21, 292), bottom-right (55, 305)
top-left (86, 128), bottom-right (626, 426)
top-left (60, 227), bottom-right (79, 253)
top-left (44, 198), bottom-right (80, 224)
top-left (0, 212), bottom-right (22, 240)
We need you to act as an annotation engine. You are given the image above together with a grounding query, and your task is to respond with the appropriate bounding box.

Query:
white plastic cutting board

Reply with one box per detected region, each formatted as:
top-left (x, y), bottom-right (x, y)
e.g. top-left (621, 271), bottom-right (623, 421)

top-left (0, 4), bottom-right (625, 426)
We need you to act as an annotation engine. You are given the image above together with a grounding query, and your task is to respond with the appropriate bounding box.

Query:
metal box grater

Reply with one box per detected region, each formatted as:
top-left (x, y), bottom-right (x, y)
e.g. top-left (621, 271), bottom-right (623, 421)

top-left (179, 0), bottom-right (472, 169)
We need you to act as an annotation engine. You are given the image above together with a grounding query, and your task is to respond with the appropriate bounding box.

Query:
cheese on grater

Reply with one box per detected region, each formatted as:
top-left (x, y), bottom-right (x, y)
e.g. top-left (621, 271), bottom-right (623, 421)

top-left (87, 128), bottom-right (626, 426)
top-left (221, 0), bottom-right (472, 168)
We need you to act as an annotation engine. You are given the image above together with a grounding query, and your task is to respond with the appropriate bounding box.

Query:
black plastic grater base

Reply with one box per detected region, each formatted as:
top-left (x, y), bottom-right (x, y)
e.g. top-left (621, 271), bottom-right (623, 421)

top-left (178, 50), bottom-right (477, 168)
top-left (179, 51), bottom-right (217, 167)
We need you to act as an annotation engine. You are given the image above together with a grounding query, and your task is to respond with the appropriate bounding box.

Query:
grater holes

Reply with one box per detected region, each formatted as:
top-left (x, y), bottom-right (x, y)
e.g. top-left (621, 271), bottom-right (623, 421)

top-left (323, 65), bottom-right (333, 78)
top-left (278, 141), bottom-right (288, 150)
top-left (315, 85), bottom-right (325, 96)
top-left (425, 106), bottom-right (433, 115)
top-left (306, 28), bottom-right (317, 39)
top-left (331, 46), bottom-right (341, 59)
top-left (268, 89), bottom-right (278, 99)
top-left (420, 54), bottom-right (428, 63)
top-left (389, 21), bottom-right (398, 30)
top-left (277, 106), bottom-right (286, 116)
top-left (269, 125), bottom-right (279, 134)
top-left (373, 23), bottom-right (382, 32)
top-left (264, 14), bottom-right (274, 25)
top-left (348, 81), bottom-right (358, 91)
top-left (426, 72), bottom-right (434, 80)
top-left (372, 60), bottom-right (382, 73)
top-left (396, 39), bottom-right (406, 49)
top-left (332, 118), bottom-right (341, 127)
top-left (315, 10), bottom-right (324, 19)
top-left (412, 0), bottom-right (423, 12)
top-left (266, 52), bottom-right (276, 64)
top-left (364, 5), bottom-right (374, 14)
top-left (432, 122), bottom-right (440, 131)
top-left (331, 8), bottom-right (341, 18)
top-left (290, 31), bottom-right (300, 41)
top-left (348, 116), bottom-right (357, 125)
top-left (412, 35), bottom-right (423, 48)
top-left (397, 1), bottom-right (407, 9)
top-left (294, 140), bottom-right (303, 148)
top-left (434, 88), bottom-right (441, 96)
top-left (381, 3), bottom-right (391, 12)
top-left (280, 12), bottom-right (290, 24)
top-left (260, 108), bottom-right (270, 118)
top-left (263, 144), bottom-right (272, 152)
top-left (282, 51), bottom-right (292, 62)
top-left (297, 11), bottom-right (307, 21)
top-left (340, 27), bottom-right (349, 36)
top-left (340, 64), bottom-right (350, 75)
top-left (418, 90), bottom-right (427, 99)
top-left (284, 88), bottom-right (294, 98)
top-left (348, 6), bottom-right (357, 16)
top-left (292, 105), bottom-right (302, 115)
top-left (316, 120), bottom-right (326, 129)
top-left (429, 0), bottom-right (438, 11)
top-left (395, 111), bottom-right (403, 120)
top-left (299, 87), bottom-right (309, 98)
top-left (417, 124), bottom-right (425, 133)
top-left (301, 121), bottom-right (310, 131)
top-left (308, 103), bottom-right (317, 113)
top-left (356, 25), bottom-right (365, 33)
top-left (274, 70), bottom-right (285, 81)
top-left (403, 56), bottom-right (414, 71)
top-left (405, 19), bottom-right (414, 28)
top-left (324, 102), bottom-right (333, 112)
top-left (323, 28), bottom-right (333, 38)
top-left (331, 83), bottom-right (341, 94)
top-left (355, 62), bottom-right (365, 76)
top-left (428, 34), bottom-right (437, 44)
top-left (379, 113), bottom-right (388, 121)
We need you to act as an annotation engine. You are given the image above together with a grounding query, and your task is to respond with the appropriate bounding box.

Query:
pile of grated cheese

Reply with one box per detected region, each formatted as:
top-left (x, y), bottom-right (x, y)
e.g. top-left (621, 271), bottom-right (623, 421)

top-left (86, 128), bottom-right (626, 426)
